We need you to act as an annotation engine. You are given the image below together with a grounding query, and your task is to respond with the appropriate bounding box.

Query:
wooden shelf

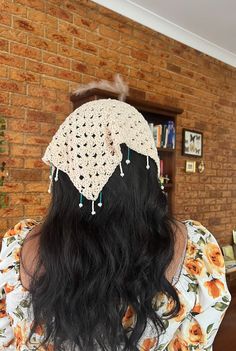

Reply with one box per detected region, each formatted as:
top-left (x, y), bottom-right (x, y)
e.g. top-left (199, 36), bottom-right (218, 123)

top-left (157, 148), bottom-right (175, 153)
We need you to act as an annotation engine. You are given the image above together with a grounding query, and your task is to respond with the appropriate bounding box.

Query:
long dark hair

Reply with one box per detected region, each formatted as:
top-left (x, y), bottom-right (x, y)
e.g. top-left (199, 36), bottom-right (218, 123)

top-left (26, 144), bottom-right (180, 350)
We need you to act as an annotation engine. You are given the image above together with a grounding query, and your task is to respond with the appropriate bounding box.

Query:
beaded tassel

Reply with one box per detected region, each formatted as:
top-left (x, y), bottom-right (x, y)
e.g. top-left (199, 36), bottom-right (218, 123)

top-left (91, 200), bottom-right (96, 215)
top-left (119, 162), bottom-right (124, 177)
top-left (98, 192), bottom-right (103, 207)
top-left (54, 167), bottom-right (59, 181)
top-left (48, 163), bottom-right (53, 194)
top-left (146, 156), bottom-right (150, 170)
top-left (79, 193), bottom-right (83, 208)
top-left (126, 148), bottom-right (131, 164)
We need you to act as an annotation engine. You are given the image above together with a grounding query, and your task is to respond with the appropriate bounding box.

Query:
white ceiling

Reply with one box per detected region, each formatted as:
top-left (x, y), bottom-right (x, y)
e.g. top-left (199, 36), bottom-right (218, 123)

top-left (93, 0), bottom-right (236, 68)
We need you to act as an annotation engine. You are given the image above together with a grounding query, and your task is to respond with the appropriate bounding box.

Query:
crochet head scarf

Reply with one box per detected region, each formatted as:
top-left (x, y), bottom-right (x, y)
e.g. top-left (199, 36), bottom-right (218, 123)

top-left (42, 98), bottom-right (160, 213)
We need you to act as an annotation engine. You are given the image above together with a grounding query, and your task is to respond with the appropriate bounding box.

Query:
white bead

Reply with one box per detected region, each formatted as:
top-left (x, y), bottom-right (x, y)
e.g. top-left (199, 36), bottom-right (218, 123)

top-left (91, 210), bottom-right (96, 215)
top-left (126, 159), bottom-right (130, 164)
top-left (146, 165), bottom-right (150, 170)
top-left (79, 203), bottom-right (83, 208)
top-left (98, 203), bottom-right (102, 207)
top-left (120, 173), bottom-right (124, 177)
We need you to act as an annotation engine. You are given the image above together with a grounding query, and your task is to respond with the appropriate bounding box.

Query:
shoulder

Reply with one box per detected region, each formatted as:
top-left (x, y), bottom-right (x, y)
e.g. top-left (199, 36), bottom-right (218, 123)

top-left (0, 219), bottom-right (39, 270)
top-left (2, 219), bottom-right (38, 240)
top-left (183, 219), bottom-right (225, 277)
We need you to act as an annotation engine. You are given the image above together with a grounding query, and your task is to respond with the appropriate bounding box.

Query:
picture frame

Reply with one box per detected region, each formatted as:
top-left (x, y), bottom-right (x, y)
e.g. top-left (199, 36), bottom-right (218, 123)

top-left (185, 160), bottom-right (196, 173)
top-left (182, 129), bottom-right (203, 157)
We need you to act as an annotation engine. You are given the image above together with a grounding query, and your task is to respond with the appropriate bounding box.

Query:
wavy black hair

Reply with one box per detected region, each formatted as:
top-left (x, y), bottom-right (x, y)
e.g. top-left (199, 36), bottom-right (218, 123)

top-left (26, 144), bottom-right (180, 350)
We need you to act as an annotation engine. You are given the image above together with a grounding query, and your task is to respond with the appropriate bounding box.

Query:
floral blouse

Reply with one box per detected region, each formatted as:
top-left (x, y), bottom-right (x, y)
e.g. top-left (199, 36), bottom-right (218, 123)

top-left (0, 219), bottom-right (231, 351)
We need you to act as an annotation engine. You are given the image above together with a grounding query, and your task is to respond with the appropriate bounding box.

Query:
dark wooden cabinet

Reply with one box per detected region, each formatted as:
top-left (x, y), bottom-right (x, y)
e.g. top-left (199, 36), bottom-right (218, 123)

top-left (70, 89), bottom-right (183, 214)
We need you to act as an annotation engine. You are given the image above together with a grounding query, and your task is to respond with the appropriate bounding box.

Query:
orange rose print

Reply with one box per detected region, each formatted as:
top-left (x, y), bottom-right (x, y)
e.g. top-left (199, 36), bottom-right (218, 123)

top-left (15, 324), bottom-right (24, 348)
top-left (188, 321), bottom-right (205, 344)
top-left (191, 304), bottom-right (202, 314)
top-left (122, 305), bottom-right (135, 329)
top-left (187, 241), bottom-right (197, 257)
top-left (175, 303), bottom-right (186, 322)
top-left (0, 298), bottom-right (7, 317)
top-left (205, 243), bottom-right (224, 273)
top-left (5, 284), bottom-right (15, 293)
top-left (169, 336), bottom-right (188, 351)
top-left (4, 228), bottom-right (17, 238)
top-left (13, 248), bottom-right (20, 261)
top-left (204, 278), bottom-right (225, 298)
top-left (140, 337), bottom-right (157, 351)
top-left (185, 258), bottom-right (204, 276)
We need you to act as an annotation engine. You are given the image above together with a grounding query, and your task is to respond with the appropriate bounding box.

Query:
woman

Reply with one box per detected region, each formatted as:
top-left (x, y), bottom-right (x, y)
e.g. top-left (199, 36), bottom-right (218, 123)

top-left (0, 98), bottom-right (231, 350)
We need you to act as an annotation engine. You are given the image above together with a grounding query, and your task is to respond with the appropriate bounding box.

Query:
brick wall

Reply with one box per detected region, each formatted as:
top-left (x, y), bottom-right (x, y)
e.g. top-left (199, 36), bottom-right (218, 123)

top-left (0, 0), bottom-right (235, 244)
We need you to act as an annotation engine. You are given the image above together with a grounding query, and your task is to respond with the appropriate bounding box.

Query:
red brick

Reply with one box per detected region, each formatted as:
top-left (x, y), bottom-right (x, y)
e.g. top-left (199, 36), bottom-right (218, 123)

top-left (24, 158), bottom-right (48, 169)
top-left (26, 59), bottom-right (57, 76)
top-left (0, 91), bottom-right (9, 104)
top-left (0, 79), bottom-right (25, 94)
top-left (9, 68), bottom-right (40, 83)
top-left (43, 99), bottom-right (70, 114)
top-left (15, 0), bottom-right (45, 11)
top-left (57, 45), bottom-right (84, 61)
top-left (10, 193), bottom-right (41, 206)
top-left (58, 21), bottom-right (86, 37)
top-left (56, 68), bottom-right (82, 83)
top-left (39, 193), bottom-right (50, 207)
top-left (73, 14), bottom-right (97, 31)
top-left (5, 131), bottom-right (24, 144)
top-left (46, 3), bottom-right (73, 22)
top-left (13, 17), bottom-right (44, 36)
top-left (0, 157), bottom-right (24, 168)
top-left (24, 135), bottom-right (51, 145)
top-left (24, 205), bottom-right (47, 217)
top-left (10, 42), bottom-right (42, 61)
top-left (25, 181), bottom-right (48, 193)
top-left (27, 85), bottom-right (57, 100)
top-left (0, 52), bottom-right (25, 68)
top-left (0, 182), bottom-right (24, 193)
top-left (71, 61), bottom-right (95, 75)
top-left (0, 38), bottom-right (9, 51)
top-left (27, 8), bottom-right (57, 27)
top-left (27, 110), bottom-right (55, 123)
top-left (99, 24), bottom-right (120, 41)
top-left (43, 52), bottom-right (71, 69)
top-left (28, 35), bottom-right (57, 53)
top-left (10, 144), bottom-right (41, 157)
top-left (0, 206), bottom-right (24, 218)
top-left (40, 123), bottom-right (58, 135)
top-left (8, 119), bottom-right (40, 133)
top-left (0, 65), bottom-right (8, 78)
top-left (46, 28), bottom-right (73, 46)
top-left (73, 39), bottom-right (98, 54)
top-left (11, 94), bottom-right (42, 109)
top-left (42, 77), bottom-right (69, 91)
top-left (1, 1), bottom-right (27, 16)
top-left (0, 219), bottom-right (8, 232)
top-left (10, 169), bottom-right (42, 181)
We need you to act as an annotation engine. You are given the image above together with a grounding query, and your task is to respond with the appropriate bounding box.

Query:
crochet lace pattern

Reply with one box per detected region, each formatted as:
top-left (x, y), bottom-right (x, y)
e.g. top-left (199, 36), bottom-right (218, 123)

top-left (42, 99), bottom-right (160, 201)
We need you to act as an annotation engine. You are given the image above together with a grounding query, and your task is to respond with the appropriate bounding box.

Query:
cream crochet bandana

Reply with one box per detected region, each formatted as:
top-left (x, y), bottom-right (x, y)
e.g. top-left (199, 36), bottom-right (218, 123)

top-left (42, 99), bottom-right (160, 209)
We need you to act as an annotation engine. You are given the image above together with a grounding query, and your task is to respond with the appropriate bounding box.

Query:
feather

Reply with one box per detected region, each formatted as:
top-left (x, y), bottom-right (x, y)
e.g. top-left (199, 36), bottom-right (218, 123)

top-left (72, 74), bottom-right (129, 101)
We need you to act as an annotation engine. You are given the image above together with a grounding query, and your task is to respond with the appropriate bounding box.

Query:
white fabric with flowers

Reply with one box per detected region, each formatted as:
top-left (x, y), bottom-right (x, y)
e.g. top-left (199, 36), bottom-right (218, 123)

top-left (0, 219), bottom-right (231, 351)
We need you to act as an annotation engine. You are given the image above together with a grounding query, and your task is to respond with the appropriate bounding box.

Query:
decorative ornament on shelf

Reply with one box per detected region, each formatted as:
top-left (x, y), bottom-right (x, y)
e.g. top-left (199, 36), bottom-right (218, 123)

top-left (198, 160), bottom-right (205, 173)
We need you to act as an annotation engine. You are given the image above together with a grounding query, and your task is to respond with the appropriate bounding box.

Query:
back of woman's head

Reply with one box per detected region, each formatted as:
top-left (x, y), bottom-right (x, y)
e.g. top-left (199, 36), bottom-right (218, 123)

top-left (28, 144), bottom-right (180, 351)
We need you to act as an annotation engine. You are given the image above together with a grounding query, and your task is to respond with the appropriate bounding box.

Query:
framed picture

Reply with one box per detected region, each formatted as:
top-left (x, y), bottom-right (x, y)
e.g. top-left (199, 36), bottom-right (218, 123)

top-left (182, 129), bottom-right (203, 157)
top-left (185, 160), bottom-right (196, 173)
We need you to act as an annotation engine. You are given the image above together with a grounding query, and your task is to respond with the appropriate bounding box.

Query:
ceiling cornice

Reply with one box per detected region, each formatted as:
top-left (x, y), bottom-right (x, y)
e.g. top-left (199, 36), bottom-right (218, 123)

top-left (93, 0), bottom-right (236, 68)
